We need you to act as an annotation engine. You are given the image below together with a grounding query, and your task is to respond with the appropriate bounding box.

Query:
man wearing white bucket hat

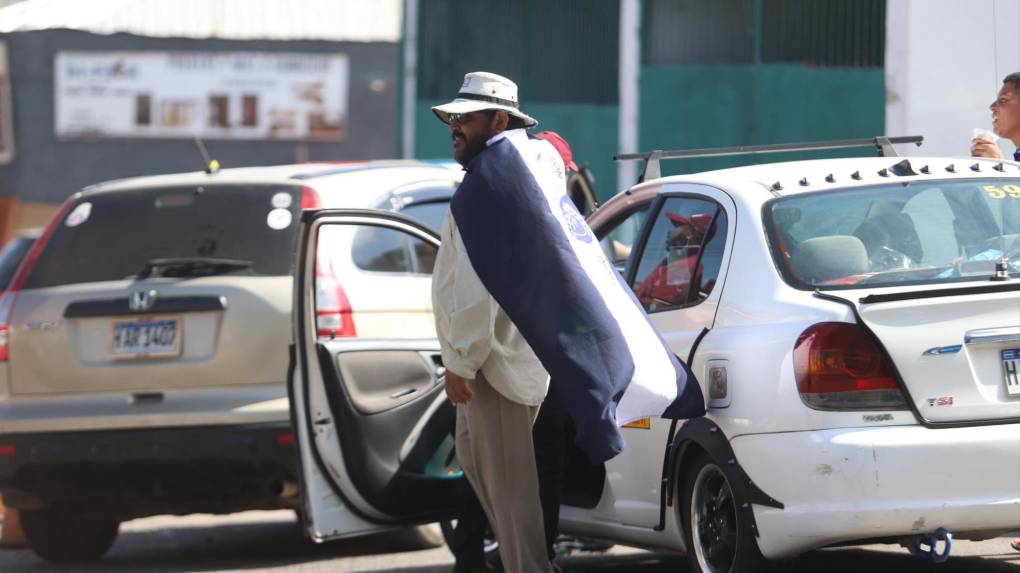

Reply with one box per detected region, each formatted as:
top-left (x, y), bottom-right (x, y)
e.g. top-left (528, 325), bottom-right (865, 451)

top-left (432, 71), bottom-right (704, 573)
top-left (431, 71), bottom-right (554, 573)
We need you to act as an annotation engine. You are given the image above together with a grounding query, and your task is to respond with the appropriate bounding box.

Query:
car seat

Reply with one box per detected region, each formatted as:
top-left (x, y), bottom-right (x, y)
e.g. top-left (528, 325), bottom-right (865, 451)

top-left (790, 235), bottom-right (869, 283)
top-left (853, 200), bottom-right (923, 263)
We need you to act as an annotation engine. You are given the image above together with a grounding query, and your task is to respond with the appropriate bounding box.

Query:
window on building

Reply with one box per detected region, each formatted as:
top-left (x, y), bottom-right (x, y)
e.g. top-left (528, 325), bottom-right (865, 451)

top-left (643, 0), bottom-right (886, 68)
top-left (644, 0), bottom-right (755, 65)
top-left (208, 95), bottom-right (229, 128)
top-left (762, 0), bottom-right (886, 67)
top-left (135, 93), bottom-right (152, 126)
top-left (242, 95), bottom-right (258, 127)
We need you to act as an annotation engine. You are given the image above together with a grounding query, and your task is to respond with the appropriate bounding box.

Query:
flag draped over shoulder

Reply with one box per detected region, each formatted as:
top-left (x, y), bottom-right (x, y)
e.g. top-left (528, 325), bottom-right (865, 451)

top-left (450, 129), bottom-right (705, 463)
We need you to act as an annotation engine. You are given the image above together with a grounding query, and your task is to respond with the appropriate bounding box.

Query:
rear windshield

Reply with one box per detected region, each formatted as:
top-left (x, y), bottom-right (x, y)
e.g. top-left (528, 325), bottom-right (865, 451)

top-left (765, 179), bottom-right (1020, 289)
top-left (25, 185), bottom-right (302, 289)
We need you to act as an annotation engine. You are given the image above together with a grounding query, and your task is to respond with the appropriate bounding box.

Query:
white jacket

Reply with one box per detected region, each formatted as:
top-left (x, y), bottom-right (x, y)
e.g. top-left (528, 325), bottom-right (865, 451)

top-left (431, 213), bottom-right (550, 406)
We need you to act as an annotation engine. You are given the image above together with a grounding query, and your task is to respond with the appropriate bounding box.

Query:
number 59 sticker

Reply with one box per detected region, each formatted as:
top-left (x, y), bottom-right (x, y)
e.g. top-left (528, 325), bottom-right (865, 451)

top-left (983, 185), bottom-right (1020, 199)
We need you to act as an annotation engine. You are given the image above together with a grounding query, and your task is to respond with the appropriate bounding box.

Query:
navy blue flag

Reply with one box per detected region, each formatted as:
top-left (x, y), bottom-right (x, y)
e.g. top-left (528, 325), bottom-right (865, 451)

top-left (450, 129), bottom-right (705, 463)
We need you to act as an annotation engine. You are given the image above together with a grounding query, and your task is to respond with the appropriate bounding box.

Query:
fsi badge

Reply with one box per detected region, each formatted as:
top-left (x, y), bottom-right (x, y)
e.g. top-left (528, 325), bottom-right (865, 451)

top-left (560, 195), bottom-right (593, 243)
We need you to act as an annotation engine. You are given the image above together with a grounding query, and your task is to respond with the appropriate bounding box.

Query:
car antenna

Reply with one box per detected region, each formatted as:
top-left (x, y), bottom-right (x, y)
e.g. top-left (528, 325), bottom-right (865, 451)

top-left (194, 136), bottom-right (221, 174)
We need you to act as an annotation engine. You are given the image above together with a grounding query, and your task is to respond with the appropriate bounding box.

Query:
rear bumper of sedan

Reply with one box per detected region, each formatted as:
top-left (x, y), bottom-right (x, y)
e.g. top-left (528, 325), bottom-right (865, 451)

top-left (732, 424), bottom-right (1020, 559)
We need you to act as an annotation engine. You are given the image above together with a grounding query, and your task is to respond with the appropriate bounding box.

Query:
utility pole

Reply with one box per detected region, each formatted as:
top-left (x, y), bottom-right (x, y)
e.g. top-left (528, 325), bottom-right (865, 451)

top-left (401, 0), bottom-right (419, 159)
top-left (618, 0), bottom-right (640, 191)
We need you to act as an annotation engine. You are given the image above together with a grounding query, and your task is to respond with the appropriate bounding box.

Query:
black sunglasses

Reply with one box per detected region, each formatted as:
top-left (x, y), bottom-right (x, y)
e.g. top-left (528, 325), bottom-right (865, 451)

top-left (447, 110), bottom-right (496, 125)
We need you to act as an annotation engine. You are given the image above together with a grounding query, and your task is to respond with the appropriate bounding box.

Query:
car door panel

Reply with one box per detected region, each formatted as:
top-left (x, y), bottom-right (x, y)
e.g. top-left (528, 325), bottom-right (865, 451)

top-left (595, 187), bottom-right (736, 528)
top-left (335, 348), bottom-right (442, 414)
top-left (291, 210), bottom-right (457, 541)
top-left (314, 341), bottom-right (457, 517)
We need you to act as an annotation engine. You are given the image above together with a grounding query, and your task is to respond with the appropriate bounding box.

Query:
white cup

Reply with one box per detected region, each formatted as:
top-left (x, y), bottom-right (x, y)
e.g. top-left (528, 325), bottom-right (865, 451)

top-left (972, 127), bottom-right (1000, 143)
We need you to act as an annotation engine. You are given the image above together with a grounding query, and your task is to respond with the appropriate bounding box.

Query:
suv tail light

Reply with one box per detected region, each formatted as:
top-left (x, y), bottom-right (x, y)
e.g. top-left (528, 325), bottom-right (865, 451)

top-left (300, 186), bottom-right (322, 210)
top-left (0, 198), bottom-right (75, 361)
top-left (314, 239), bottom-right (355, 339)
top-left (793, 322), bottom-right (908, 410)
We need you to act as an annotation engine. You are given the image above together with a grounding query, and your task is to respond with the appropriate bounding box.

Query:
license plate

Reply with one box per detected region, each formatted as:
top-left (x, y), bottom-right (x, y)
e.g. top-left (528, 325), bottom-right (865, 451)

top-left (111, 318), bottom-right (181, 359)
top-left (1003, 348), bottom-right (1020, 396)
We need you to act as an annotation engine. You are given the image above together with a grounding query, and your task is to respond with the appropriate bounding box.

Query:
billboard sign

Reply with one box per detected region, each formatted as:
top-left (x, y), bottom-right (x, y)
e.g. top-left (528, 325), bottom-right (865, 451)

top-left (55, 51), bottom-right (349, 141)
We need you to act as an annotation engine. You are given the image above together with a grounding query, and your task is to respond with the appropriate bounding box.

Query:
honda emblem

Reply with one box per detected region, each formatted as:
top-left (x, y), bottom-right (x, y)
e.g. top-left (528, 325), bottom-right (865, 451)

top-left (129, 289), bottom-right (158, 312)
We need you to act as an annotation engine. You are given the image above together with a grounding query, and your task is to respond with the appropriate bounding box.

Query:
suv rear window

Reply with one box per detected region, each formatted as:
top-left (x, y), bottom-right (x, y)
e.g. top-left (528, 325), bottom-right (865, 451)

top-left (25, 185), bottom-right (302, 288)
top-left (765, 179), bottom-right (1020, 289)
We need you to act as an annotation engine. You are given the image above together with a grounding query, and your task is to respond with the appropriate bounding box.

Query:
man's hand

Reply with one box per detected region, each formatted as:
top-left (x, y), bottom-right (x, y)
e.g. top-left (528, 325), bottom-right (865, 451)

top-left (444, 370), bottom-right (474, 404)
top-left (971, 138), bottom-right (1005, 159)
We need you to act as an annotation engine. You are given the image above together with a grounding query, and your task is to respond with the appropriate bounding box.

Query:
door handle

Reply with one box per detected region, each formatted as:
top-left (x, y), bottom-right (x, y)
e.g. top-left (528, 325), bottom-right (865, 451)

top-left (964, 326), bottom-right (1020, 345)
top-left (390, 388), bottom-right (418, 399)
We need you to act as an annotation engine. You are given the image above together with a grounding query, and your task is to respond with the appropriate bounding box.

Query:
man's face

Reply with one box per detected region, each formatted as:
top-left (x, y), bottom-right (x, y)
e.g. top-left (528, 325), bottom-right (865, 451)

top-left (991, 82), bottom-right (1020, 140)
top-left (449, 111), bottom-right (500, 166)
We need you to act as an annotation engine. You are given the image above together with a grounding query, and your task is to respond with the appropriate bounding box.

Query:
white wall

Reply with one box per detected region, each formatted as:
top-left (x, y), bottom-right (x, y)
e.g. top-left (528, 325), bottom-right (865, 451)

top-left (886, 0), bottom-right (1020, 158)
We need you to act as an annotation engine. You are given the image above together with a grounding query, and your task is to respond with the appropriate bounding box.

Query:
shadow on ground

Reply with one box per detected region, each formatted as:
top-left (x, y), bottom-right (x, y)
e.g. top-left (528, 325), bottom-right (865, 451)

top-left (1, 514), bottom-right (1017, 573)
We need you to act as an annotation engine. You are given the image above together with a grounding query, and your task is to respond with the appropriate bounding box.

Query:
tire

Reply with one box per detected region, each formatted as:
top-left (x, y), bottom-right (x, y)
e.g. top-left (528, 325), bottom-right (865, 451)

top-left (680, 452), bottom-right (768, 573)
top-left (20, 505), bottom-right (120, 563)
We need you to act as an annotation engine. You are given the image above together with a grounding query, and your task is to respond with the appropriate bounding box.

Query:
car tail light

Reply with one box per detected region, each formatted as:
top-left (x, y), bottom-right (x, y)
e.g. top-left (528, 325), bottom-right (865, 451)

top-left (793, 322), bottom-right (908, 410)
top-left (300, 186), bottom-right (321, 210)
top-left (314, 239), bottom-right (355, 339)
top-left (0, 198), bottom-right (75, 362)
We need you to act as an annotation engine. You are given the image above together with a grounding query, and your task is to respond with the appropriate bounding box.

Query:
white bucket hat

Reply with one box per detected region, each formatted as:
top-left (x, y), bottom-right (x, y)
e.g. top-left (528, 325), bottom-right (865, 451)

top-left (432, 71), bottom-right (538, 128)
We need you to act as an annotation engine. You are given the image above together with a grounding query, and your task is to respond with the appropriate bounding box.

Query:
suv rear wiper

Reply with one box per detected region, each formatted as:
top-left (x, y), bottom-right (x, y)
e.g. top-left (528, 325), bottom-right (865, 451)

top-left (139, 258), bottom-right (253, 279)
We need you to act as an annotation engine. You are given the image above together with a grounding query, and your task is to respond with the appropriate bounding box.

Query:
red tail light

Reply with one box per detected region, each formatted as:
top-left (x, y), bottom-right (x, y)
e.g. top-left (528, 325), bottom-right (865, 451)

top-left (0, 292), bottom-right (14, 362)
top-left (0, 197), bottom-right (76, 362)
top-left (314, 238), bottom-right (356, 339)
top-left (300, 186), bottom-right (322, 210)
top-left (793, 322), bottom-right (908, 410)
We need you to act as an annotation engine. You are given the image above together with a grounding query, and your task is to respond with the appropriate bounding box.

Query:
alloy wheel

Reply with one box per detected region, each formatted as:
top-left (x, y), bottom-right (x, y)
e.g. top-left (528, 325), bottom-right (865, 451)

top-left (690, 463), bottom-right (738, 573)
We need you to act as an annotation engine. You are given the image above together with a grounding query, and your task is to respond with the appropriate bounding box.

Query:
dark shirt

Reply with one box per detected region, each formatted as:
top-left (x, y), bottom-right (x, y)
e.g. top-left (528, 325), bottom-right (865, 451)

top-left (1014, 149), bottom-right (1020, 162)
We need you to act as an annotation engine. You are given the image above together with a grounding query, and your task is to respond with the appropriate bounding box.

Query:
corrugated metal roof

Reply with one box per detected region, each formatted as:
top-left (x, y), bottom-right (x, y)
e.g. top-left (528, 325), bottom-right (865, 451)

top-left (0, 0), bottom-right (402, 42)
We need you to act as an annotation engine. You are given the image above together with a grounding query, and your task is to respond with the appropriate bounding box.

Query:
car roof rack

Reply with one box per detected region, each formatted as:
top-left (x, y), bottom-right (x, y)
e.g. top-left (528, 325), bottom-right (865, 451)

top-left (614, 135), bottom-right (924, 183)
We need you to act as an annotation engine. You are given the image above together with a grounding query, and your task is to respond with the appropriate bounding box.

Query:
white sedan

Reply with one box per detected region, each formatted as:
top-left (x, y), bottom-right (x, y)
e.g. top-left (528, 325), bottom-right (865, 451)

top-left (289, 151), bottom-right (1020, 573)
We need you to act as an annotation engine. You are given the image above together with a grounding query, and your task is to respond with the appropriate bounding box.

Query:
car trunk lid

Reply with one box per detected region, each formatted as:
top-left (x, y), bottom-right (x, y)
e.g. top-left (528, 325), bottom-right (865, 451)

top-left (850, 284), bottom-right (1020, 423)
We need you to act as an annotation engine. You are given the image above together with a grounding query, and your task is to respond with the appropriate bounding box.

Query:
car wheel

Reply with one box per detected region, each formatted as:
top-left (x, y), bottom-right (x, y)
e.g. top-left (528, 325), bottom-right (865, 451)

top-left (20, 505), bottom-right (120, 562)
top-left (681, 452), bottom-right (768, 573)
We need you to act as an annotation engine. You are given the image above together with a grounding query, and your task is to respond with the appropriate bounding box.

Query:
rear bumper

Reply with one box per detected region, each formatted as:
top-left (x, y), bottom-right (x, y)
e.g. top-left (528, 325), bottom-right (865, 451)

top-left (732, 424), bottom-right (1020, 559)
top-left (0, 423), bottom-right (298, 519)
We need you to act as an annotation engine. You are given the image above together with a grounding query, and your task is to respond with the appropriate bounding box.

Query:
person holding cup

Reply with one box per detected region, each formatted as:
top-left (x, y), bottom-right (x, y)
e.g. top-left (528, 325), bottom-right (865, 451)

top-left (972, 72), bottom-right (1020, 161)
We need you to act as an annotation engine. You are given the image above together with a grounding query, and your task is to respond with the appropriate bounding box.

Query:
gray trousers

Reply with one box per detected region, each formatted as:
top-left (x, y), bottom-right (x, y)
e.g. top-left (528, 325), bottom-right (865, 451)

top-left (455, 373), bottom-right (552, 573)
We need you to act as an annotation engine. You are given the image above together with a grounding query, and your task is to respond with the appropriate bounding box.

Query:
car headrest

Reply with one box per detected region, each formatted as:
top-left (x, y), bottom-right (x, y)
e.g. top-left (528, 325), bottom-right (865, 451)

top-left (791, 235), bottom-right (869, 283)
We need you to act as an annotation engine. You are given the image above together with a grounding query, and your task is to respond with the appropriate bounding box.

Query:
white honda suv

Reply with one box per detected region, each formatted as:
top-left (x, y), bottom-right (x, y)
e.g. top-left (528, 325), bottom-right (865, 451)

top-left (0, 160), bottom-right (465, 562)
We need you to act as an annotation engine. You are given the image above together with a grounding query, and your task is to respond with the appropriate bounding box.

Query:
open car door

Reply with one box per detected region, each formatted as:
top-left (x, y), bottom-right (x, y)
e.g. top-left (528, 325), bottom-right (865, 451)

top-left (290, 209), bottom-right (458, 541)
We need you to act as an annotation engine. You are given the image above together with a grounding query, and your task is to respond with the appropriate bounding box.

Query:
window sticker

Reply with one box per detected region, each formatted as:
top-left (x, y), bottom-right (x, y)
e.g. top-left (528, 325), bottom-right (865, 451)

top-left (266, 208), bottom-right (292, 230)
top-left (982, 185), bottom-right (1020, 199)
top-left (65, 202), bottom-right (93, 227)
top-left (271, 192), bottom-right (292, 209)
